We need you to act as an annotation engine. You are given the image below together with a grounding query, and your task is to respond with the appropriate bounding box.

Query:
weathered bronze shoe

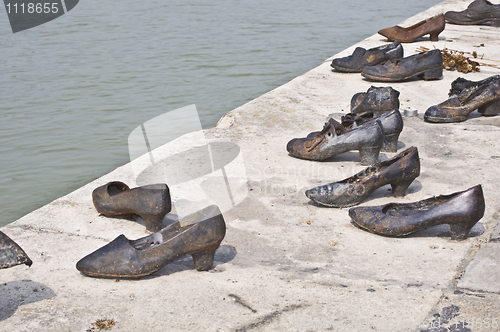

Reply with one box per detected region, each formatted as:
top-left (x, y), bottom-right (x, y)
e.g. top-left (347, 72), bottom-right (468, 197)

top-left (92, 181), bottom-right (171, 233)
top-left (287, 118), bottom-right (384, 165)
top-left (361, 49), bottom-right (443, 82)
top-left (350, 86), bottom-right (400, 118)
top-left (76, 205), bottom-right (226, 278)
top-left (331, 41), bottom-right (403, 73)
top-left (349, 185), bottom-right (485, 240)
top-left (445, 0), bottom-right (500, 26)
top-left (448, 75), bottom-right (500, 116)
top-left (306, 147), bottom-right (419, 208)
top-left (425, 76), bottom-right (500, 123)
top-left (378, 14), bottom-right (445, 43)
top-left (342, 109), bottom-right (403, 153)
top-left (0, 231), bottom-right (32, 269)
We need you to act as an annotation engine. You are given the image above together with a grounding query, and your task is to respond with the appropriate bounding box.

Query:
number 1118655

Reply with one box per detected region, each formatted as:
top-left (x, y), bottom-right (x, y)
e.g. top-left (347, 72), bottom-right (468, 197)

top-left (5, 3), bottom-right (59, 14)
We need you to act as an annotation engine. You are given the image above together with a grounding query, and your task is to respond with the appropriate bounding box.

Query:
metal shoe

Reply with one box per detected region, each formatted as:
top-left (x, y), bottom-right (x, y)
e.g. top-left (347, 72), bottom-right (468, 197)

top-left (331, 41), bottom-right (403, 73)
top-left (0, 231), bottom-right (32, 269)
top-left (349, 185), bottom-right (485, 240)
top-left (378, 14), bottom-right (445, 43)
top-left (361, 49), bottom-right (443, 82)
top-left (305, 147), bottom-right (419, 208)
top-left (76, 205), bottom-right (226, 278)
top-left (350, 86), bottom-right (400, 118)
top-left (92, 181), bottom-right (171, 233)
top-left (448, 75), bottom-right (500, 116)
top-left (445, 0), bottom-right (500, 26)
top-left (287, 118), bottom-right (384, 165)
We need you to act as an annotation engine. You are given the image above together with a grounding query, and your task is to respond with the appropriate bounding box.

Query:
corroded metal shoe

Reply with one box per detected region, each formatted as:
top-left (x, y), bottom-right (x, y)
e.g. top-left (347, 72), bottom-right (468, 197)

top-left (445, 0), bottom-right (500, 26)
top-left (92, 181), bottom-right (171, 233)
top-left (425, 76), bottom-right (500, 123)
top-left (342, 109), bottom-right (403, 153)
top-left (361, 49), bottom-right (443, 82)
top-left (0, 231), bottom-right (32, 269)
top-left (305, 147), bottom-right (419, 208)
top-left (76, 205), bottom-right (226, 278)
top-left (448, 75), bottom-right (500, 116)
top-left (349, 185), bottom-right (485, 240)
top-left (331, 41), bottom-right (403, 73)
top-left (287, 118), bottom-right (384, 165)
top-left (350, 86), bottom-right (400, 118)
top-left (378, 14), bottom-right (445, 43)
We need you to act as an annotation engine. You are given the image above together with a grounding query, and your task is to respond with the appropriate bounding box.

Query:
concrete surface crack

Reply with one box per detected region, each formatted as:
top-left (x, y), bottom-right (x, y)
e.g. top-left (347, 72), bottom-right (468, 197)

top-left (234, 303), bottom-right (305, 332)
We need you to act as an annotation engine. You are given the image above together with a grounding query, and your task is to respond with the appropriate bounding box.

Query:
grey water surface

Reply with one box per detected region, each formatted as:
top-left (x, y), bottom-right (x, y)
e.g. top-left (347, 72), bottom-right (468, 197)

top-left (0, 0), bottom-right (441, 226)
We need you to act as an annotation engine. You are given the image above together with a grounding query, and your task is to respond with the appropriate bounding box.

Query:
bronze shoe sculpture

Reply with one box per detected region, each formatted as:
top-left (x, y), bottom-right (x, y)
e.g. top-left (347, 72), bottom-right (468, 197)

top-left (350, 86), bottom-right (400, 118)
top-left (378, 14), bottom-right (445, 43)
top-left (76, 205), bottom-right (226, 278)
top-left (287, 118), bottom-right (384, 165)
top-left (349, 185), bottom-right (485, 240)
top-left (331, 41), bottom-right (403, 73)
top-left (92, 181), bottom-right (171, 233)
top-left (0, 231), bottom-right (32, 269)
top-left (445, 0), bottom-right (500, 26)
top-left (448, 75), bottom-right (500, 116)
top-left (424, 75), bottom-right (500, 123)
top-left (342, 109), bottom-right (403, 153)
top-left (362, 49), bottom-right (443, 82)
top-left (306, 147), bottom-right (419, 208)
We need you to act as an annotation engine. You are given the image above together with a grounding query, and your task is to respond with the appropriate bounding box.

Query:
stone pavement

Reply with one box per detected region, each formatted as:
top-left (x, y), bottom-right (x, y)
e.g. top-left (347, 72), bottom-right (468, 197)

top-left (1, 0), bottom-right (500, 331)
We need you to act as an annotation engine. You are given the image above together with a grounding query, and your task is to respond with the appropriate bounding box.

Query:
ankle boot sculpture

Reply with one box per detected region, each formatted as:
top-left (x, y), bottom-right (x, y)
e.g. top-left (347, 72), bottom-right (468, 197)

top-left (350, 86), bottom-right (400, 117)
top-left (92, 181), bottom-right (171, 232)
top-left (306, 147), bottom-right (419, 208)
top-left (425, 75), bottom-right (500, 122)
top-left (77, 205), bottom-right (226, 278)
top-left (287, 118), bottom-right (384, 165)
top-left (349, 185), bottom-right (485, 240)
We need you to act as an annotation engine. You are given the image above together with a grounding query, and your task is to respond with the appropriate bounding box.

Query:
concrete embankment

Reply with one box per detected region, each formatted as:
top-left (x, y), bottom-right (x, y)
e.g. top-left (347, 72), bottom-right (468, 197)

top-left (2, 0), bottom-right (500, 331)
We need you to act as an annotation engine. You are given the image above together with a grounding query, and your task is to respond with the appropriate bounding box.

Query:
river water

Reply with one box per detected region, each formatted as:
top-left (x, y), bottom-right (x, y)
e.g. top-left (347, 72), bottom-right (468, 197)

top-left (0, 0), bottom-right (441, 226)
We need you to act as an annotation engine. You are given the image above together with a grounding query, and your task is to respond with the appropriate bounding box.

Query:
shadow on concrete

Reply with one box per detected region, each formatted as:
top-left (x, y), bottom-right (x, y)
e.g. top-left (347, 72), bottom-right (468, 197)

top-left (0, 280), bottom-right (56, 322)
top-left (147, 244), bottom-right (237, 278)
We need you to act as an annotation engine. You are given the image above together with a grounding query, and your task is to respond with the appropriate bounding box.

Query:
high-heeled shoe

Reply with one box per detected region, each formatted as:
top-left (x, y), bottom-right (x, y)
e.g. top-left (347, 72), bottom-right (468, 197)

top-left (350, 86), bottom-right (400, 118)
top-left (448, 75), bottom-right (500, 116)
top-left (424, 76), bottom-right (500, 123)
top-left (341, 109), bottom-right (403, 153)
top-left (305, 147), bottom-right (419, 208)
top-left (349, 185), bottom-right (485, 240)
top-left (92, 181), bottom-right (171, 233)
top-left (0, 231), bottom-right (32, 269)
top-left (378, 14), bottom-right (445, 43)
top-left (287, 119), bottom-right (384, 165)
top-left (76, 205), bottom-right (226, 278)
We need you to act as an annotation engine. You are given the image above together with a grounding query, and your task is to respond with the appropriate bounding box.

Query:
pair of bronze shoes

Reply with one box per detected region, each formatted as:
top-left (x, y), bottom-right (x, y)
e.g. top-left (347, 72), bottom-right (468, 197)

top-left (77, 182), bottom-right (226, 278)
top-left (425, 75), bottom-right (500, 123)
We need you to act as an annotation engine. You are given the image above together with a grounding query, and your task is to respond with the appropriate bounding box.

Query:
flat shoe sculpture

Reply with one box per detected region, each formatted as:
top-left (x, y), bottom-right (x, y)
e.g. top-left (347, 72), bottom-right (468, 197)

top-left (349, 185), bottom-right (485, 240)
top-left (0, 231), bottom-right (32, 269)
top-left (362, 49), bottom-right (443, 82)
top-left (76, 205), bottom-right (226, 278)
top-left (92, 181), bottom-right (171, 232)
top-left (445, 0), bottom-right (500, 26)
top-left (306, 147), bottom-right (419, 208)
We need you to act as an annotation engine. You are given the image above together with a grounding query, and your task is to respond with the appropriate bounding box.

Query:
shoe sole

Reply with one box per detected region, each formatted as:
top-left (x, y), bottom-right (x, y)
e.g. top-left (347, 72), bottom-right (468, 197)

top-left (446, 17), bottom-right (500, 26)
top-left (330, 64), bottom-right (362, 73)
top-left (424, 115), bottom-right (467, 123)
top-left (361, 66), bottom-right (442, 82)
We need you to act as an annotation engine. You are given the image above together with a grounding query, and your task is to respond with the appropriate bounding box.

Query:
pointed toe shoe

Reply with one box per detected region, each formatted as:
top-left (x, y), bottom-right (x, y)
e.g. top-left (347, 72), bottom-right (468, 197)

top-left (76, 205), bottom-right (226, 278)
top-left (92, 181), bottom-right (171, 233)
top-left (349, 185), bottom-right (485, 240)
top-left (378, 14), bottom-right (445, 43)
top-left (0, 231), bottom-right (32, 269)
top-left (305, 146), bottom-right (419, 208)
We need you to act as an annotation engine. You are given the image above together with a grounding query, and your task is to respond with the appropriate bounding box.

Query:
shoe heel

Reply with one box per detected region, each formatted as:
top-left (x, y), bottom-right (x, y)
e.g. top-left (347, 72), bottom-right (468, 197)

top-left (192, 243), bottom-right (220, 271)
top-left (381, 133), bottom-right (399, 153)
top-left (478, 101), bottom-right (500, 116)
top-left (141, 214), bottom-right (164, 233)
top-left (429, 32), bottom-right (440, 42)
top-left (359, 146), bottom-right (380, 166)
top-left (420, 67), bottom-right (442, 80)
top-left (449, 221), bottom-right (476, 240)
top-left (390, 179), bottom-right (414, 197)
